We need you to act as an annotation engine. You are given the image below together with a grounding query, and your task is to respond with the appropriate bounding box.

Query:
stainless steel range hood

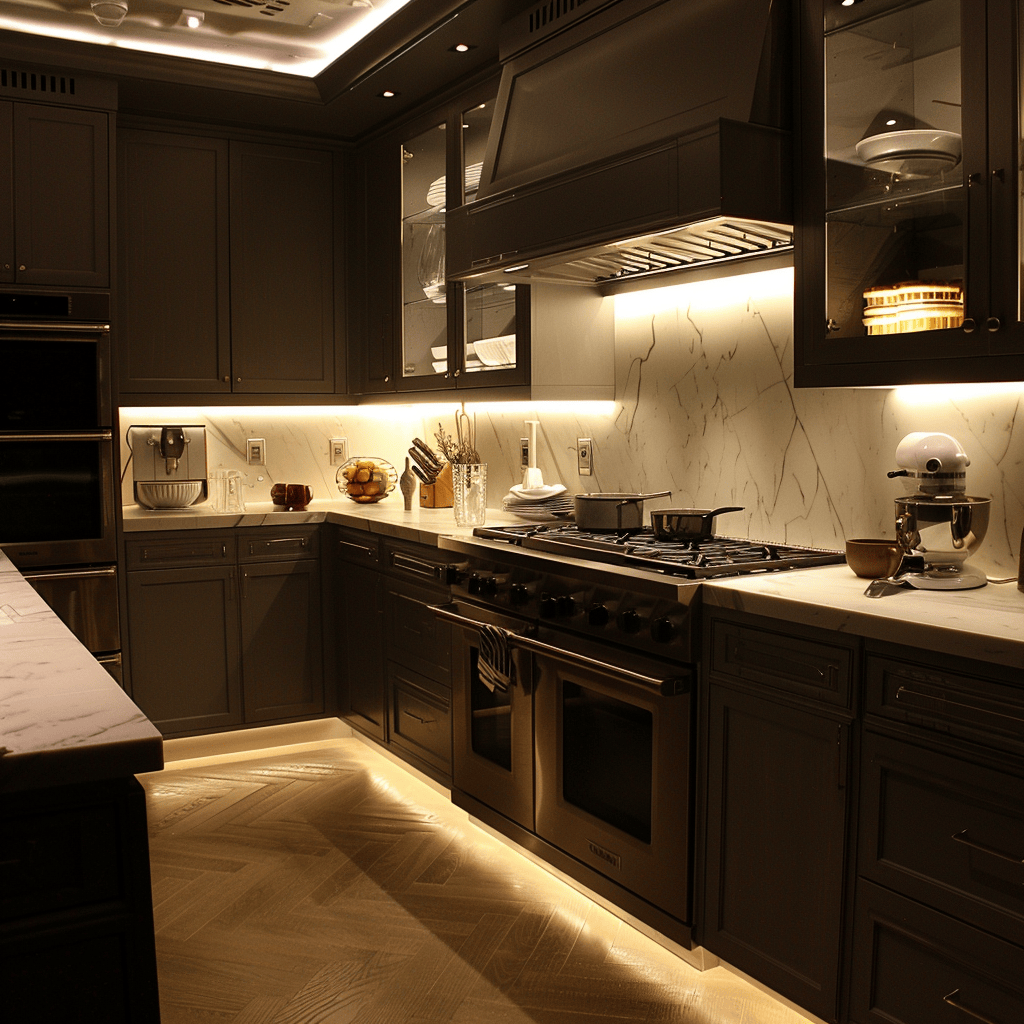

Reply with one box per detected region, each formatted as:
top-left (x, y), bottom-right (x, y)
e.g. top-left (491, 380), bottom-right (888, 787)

top-left (447, 0), bottom-right (793, 292)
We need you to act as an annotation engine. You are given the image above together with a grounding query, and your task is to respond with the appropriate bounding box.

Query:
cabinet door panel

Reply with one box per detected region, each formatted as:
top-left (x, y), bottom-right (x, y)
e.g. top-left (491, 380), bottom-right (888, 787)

top-left (337, 561), bottom-right (385, 740)
top-left (13, 103), bottom-right (108, 287)
top-left (703, 684), bottom-right (848, 1021)
top-left (0, 102), bottom-right (12, 282)
top-left (388, 663), bottom-right (451, 777)
top-left (119, 131), bottom-right (230, 393)
top-left (230, 143), bottom-right (335, 393)
top-left (126, 566), bottom-right (241, 735)
top-left (239, 559), bottom-right (324, 722)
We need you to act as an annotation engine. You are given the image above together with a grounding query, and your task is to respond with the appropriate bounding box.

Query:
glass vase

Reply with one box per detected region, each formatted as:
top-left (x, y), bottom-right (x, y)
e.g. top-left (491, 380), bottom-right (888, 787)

top-left (452, 463), bottom-right (487, 527)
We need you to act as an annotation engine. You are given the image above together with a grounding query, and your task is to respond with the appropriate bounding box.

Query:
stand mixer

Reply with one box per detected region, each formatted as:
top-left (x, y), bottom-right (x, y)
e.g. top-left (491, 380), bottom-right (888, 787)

top-left (886, 432), bottom-right (991, 590)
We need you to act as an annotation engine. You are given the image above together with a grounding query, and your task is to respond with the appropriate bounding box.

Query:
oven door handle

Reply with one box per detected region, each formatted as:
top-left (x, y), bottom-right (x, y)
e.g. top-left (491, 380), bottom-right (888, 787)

top-left (430, 603), bottom-right (690, 696)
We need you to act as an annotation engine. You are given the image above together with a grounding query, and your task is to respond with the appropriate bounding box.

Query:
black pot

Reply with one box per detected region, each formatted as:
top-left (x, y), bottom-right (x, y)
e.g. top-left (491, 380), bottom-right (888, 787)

top-left (573, 491), bottom-right (671, 531)
top-left (649, 506), bottom-right (744, 541)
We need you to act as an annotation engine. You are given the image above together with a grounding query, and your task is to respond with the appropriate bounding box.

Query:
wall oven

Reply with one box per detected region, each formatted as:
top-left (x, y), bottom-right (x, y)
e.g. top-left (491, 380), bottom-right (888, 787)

top-left (0, 290), bottom-right (120, 678)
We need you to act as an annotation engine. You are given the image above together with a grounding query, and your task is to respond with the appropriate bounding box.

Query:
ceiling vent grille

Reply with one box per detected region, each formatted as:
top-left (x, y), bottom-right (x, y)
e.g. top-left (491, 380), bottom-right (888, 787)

top-left (0, 68), bottom-right (76, 98)
top-left (501, 0), bottom-right (616, 60)
top-left (527, 0), bottom-right (595, 35)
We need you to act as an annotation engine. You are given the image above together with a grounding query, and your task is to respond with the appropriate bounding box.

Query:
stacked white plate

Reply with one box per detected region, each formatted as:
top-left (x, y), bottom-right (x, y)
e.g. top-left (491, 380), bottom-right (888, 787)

top-left (502, 483), bottom-right (574, 521)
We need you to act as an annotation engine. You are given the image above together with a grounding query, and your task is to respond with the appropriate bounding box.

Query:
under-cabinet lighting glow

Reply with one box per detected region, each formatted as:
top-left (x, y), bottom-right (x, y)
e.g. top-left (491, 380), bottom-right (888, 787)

top-left (894, 382), bottom-right (1024, 405)
top-left (615, 266), bottom-right (793, 317)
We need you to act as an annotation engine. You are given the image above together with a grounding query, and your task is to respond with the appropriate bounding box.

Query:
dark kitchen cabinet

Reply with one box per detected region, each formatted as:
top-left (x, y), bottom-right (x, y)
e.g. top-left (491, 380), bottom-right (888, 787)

top-left (0, 100), bottom-right (110, 288)
top-left (794, 0), bottom-right (1024, 386)
top-left (125, 527), bottom-right (324, 736)
top-left (118, 129), bottom-right (340, 399)
top-left (848, 642), bottom-right (1024, 1024)
top-left (701, 608), bottom-right (857, 1022)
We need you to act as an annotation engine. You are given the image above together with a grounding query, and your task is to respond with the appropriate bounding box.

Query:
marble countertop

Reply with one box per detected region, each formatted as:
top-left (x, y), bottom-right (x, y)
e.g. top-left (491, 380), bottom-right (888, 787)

top-left (0, 551), bottom-right (163, 794)
top-left (122, 500), bottom-right (1024, 671)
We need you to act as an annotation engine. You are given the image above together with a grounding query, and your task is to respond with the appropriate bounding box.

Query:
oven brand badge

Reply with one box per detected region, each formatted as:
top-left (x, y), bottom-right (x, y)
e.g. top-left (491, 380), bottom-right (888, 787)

top-left (588, 840), bottom-right (621, 870)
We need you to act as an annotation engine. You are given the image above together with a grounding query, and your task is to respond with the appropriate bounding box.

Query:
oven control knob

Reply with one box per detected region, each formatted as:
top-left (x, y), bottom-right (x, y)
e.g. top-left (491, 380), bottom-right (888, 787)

top-left (467, 573), bottom-right (482, 595)
top-left (588, 603), bottom-right (610, 627)
top-left (557, 595), bottom-right (577, 617)
top-left (650, 616), bottom-right (677, 644)
top-left (481, 575), bottom-right (499, 597)
top-left (509, 583), bottom-right (530, 607)
top-left (618, 609), bottom-right (642, 634)
top-left (540, 593), bottom-right (559, 617)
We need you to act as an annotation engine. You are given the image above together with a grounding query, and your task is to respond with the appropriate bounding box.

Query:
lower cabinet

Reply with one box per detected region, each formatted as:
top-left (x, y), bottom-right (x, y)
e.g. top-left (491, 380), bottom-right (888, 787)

top-left (331, 526), bottom-right (454, 783)
top-left (125, 527), bottom-right (324, 736)
top-left (701, 608), bottom-right (857, 1023)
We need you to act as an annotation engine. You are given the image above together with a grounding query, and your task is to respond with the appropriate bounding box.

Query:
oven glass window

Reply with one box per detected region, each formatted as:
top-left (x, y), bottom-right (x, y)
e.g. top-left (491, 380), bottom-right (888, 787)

top-left (469, 646), bottom-right (513, 771)
top-left (562, 681), bottom-right (653, 843)
top-left (0, 440), bottom-right (104, 542)
top-left (0, 338), bottom-right (102, 430)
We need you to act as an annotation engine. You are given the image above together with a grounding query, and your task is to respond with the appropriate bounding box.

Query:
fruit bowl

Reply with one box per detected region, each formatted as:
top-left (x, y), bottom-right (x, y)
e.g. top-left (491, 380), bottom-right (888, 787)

top-left (337, 458), bottom-right (397, 504)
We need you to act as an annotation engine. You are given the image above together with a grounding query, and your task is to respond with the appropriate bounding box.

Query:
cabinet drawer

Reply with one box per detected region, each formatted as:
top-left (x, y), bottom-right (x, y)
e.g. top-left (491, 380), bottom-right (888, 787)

top-left (384, 577), bottom-right (451, 687)
top-left (238, 526), bottom-right (318, 562)
top-left (707, 612), bottom-right (854, 708)
top-left (388, 663), bottom-right (451, 775)
top-left (384, 538), bottom-right (460, 586)
top-left (850, 879), bottom-right (1024, 1024)
top-left (332, 527), bottom-right (380, 568)
top-left (865, 651), bottom-right (1024, 758)
top-left (126, 532), bottom-right (235, 569)
top-left (860, 731), bottom-right (1024, 947)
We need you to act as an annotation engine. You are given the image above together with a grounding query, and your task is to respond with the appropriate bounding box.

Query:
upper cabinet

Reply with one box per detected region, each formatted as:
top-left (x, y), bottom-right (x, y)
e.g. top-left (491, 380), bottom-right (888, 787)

top-left (349, 79), bottom-right (613, 399)
top-left (118, 129), bottom-right (340, 400)
top-left (795, 0), bottom-right (1024, 386)
top-left (0, 101), bottom-right (109, 288)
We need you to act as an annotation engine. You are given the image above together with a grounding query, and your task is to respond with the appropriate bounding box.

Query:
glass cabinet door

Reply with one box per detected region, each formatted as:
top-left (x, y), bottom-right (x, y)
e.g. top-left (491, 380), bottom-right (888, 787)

top-left (824, 0), bottom-right (966, 341)
top-left (400, 121), bottom-right (448, 382)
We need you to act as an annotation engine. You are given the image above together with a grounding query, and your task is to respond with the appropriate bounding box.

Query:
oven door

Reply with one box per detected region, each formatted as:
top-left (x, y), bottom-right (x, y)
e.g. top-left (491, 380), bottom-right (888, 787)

top-left (20, 564), bottom-right (120, 655)
top-left (0, 431), bottom-right (117, 567)
top-left (526, 632), bottom-right (694, 924)
top-left (437, 601), bottom-right (535, 832)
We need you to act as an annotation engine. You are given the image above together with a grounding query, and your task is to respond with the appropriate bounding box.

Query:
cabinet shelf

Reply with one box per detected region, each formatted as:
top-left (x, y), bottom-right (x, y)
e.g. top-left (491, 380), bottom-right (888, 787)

top-left (826, 179), bottom-right (964, 219)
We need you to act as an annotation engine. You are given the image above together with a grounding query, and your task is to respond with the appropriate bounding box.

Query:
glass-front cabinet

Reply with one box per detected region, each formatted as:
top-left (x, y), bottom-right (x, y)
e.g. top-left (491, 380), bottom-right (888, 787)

top-left (795, 0), bottom-right (1024, 386)
top-left (355, 79), bottom-right (528, 395)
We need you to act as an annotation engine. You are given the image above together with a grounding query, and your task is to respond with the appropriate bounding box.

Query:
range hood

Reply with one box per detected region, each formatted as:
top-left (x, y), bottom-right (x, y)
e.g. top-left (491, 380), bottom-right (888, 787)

top-left (447, 0), bottom-right (793, 292)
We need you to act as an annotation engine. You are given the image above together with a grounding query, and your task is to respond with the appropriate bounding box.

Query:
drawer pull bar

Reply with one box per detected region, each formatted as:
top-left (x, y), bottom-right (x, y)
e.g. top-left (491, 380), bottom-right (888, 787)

top-left (951, 830), bottom-right (1024, 868)
top-left (943, 989), bottom-right (1002, 1024)
top-left (402, 710), bottom-right (430, 725)
top-left (896, 686), bottom-right (1024, 724)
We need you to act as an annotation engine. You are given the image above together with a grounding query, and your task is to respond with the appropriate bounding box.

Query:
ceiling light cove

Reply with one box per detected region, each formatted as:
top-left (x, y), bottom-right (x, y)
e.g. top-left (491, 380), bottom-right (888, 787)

top-left (0, 0), bottom-right (416, 76)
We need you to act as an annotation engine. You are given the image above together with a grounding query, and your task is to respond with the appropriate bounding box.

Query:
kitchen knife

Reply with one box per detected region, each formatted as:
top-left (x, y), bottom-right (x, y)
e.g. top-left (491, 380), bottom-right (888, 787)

top-left (409, 463), bottom-right (432, 486)
top-left (409, 448), bottom-right (438, 483)
top-left (412, 437), bottom-right (444, 473)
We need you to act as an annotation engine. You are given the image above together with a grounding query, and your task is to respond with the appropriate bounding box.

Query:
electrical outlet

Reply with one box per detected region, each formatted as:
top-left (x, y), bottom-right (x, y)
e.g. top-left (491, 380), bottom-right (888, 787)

top-left (246, 438), bottom-right (266, 466)
top-left (329, 437), bottom-right (349, 465)
top-left (520, 437), bottom-right (530, 468)
top-left (577, 438), bottom-right (593, 476)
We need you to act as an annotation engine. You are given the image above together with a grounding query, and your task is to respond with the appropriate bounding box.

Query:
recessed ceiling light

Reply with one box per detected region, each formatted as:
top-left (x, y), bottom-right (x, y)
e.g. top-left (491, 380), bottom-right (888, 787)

top-left (449, 43), bottom-right (476, 53)
top-left (177, 9), bottom-right (204, 29)
top-left (379, 90), bottom-right (399, 98)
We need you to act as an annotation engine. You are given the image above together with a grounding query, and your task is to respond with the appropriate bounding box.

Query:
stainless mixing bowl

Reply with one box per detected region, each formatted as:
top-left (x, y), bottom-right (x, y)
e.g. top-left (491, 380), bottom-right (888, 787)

top-left (894, 495), bottom-right (990, 567)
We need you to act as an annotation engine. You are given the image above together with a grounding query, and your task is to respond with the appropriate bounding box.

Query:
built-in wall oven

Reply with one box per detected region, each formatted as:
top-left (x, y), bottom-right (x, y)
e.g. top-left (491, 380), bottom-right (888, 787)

top-left (0, 290), bottom-right (120, 679)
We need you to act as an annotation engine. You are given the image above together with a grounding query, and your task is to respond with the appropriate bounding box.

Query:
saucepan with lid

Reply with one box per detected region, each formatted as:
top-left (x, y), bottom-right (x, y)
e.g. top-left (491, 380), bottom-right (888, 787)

top-left (650, 506), bottom-right (744, 541)
top-left (573, 491), bottom-right (671, 531)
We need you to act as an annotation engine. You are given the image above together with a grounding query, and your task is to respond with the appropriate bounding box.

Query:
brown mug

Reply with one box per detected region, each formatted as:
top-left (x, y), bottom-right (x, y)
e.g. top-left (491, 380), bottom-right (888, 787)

top-left (271, 483), bottom-right (312, 510)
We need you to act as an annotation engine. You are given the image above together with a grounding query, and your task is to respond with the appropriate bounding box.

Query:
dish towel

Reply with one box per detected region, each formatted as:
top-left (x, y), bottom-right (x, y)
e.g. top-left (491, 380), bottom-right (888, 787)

top-left (478, 623), bottom-right (516, 693)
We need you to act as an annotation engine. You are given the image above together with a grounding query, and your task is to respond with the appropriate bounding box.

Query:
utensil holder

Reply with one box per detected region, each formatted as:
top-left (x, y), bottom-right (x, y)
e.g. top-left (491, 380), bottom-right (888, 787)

top-left (420, 462), bottom-right (453, 508)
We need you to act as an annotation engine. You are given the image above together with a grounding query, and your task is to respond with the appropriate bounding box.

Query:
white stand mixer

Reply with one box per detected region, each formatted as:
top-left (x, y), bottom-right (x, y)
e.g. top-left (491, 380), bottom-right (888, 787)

top-left (886, 432), bottom-right (991, 590)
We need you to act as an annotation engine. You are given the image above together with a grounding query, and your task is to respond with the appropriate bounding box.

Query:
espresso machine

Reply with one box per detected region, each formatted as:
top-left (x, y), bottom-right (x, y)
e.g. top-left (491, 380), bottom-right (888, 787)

top-left (128, 425), bottom-right (208, 509)
top-left (887, 431), bottom-right (991, 589)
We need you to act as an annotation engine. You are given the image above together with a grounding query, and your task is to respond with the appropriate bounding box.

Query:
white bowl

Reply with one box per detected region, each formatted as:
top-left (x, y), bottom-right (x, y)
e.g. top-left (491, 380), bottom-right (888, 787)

top-left (136, 480), bottom-right (203, 509)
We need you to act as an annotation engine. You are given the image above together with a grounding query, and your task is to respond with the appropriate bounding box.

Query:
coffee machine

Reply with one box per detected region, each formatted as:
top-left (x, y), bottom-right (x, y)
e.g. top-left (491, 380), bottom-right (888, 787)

top-left (128, 425), bottom-right (208, 509)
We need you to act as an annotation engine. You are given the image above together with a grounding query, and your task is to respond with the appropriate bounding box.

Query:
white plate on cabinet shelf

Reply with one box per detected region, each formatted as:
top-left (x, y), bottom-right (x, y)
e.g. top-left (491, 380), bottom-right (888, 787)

top-left (855, 129), bottom-right (961, 179)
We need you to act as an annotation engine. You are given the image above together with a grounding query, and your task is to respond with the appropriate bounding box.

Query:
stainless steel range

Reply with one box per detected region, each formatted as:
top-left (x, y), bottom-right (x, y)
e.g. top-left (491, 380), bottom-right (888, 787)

top-left (433, 525), bottom-right (844, 948)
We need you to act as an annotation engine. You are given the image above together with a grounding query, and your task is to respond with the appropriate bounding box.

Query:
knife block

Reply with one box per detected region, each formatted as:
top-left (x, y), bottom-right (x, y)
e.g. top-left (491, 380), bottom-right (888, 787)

top-left (420, 461), bottom-right (453, 508)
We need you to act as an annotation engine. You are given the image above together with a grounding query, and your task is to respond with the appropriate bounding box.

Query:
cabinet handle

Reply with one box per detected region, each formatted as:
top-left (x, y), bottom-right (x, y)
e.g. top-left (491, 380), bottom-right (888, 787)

top-left (825, 318), bottom-right (841, 333)
top-left (391, 550), bottom-right (446, 580)
top-left (265, 536), bottom-right (307, 547)
top-left (992, 167), bottom-right (1005, 183)
top-left (962, 318), bottom-right (977, 333)
top-left (18, 264), bottom-right (26, 271)
top-left (895, 684), bottom-right (1024, 726)
top-left (985, 317), bottom-right (1001, 332)
top-left (223, 376), bottom-right (230, 383)
top-left (402, 710), bottom-right (431, 725)
top-left (236, 377), bottom-right (242, 383)
top-left (942, 989), bottom-right (1002, 1024)
top-left (337, 538), bottom-right (376, 560)
top-left (951, 830), bottom-right (1024, 870)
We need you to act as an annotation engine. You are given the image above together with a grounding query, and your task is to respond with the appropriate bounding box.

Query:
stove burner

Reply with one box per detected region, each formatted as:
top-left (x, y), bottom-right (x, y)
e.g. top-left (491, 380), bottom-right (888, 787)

top-left (474, 524), bottom-right (845, 578)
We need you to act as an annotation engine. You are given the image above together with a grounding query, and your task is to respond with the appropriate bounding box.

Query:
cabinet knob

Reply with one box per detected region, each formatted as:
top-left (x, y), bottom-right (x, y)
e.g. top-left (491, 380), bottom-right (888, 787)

top-left (962, 318), bottom-right (977, 334)
top-left (18, 264), bottom-right (26, 271)
top-left (453, 368), bottom-right (461, 377)
top-left (826, 318), bottom-right (841, 333)
top-left (985, 316), bottom-right (1001, 333)
top-left (384, 375), bottom-right (390, 383)
top-left (222, 376), bottom-right (230, 383)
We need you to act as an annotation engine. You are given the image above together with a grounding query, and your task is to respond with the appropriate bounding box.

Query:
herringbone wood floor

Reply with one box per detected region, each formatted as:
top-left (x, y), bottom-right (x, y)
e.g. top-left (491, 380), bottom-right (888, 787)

top-left (140, 738), bottom-right (815, 1024)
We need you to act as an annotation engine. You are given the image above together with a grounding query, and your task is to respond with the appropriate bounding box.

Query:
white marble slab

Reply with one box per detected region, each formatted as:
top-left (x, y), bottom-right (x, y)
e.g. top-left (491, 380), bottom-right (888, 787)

top-left (0, 551), bottom-right (163, 793)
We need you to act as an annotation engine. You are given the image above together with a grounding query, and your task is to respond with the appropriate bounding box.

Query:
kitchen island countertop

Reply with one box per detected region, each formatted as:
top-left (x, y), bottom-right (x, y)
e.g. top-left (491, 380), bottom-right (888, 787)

top-left (0, 550), bottom-right (163, 793)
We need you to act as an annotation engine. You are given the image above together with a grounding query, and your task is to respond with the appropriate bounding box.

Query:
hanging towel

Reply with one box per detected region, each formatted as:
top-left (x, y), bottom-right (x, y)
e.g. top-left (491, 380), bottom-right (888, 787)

top-left (478, 623), bottom-right (515, 693)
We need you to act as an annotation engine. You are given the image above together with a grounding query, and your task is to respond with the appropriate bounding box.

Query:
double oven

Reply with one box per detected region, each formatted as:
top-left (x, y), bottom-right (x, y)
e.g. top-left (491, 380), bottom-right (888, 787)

top-left (0, 291), bottom-right (121, 679)
top-left (434, 526), bottom-right (844, 946)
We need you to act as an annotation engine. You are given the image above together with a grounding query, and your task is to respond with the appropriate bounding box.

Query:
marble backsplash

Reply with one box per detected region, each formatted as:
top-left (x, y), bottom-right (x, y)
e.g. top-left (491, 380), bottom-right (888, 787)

top-left (120, 266), bottom-right (1024, 577)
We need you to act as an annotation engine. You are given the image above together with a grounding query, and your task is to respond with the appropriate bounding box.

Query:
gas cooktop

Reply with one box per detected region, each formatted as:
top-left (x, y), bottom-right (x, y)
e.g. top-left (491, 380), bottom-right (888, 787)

top-left (473, 524), bottom-right (846, 579)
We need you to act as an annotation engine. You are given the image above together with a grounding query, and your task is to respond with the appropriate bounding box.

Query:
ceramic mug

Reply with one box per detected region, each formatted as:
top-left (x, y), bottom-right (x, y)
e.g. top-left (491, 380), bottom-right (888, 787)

top-left (270, 483), bottom-right (312, 511)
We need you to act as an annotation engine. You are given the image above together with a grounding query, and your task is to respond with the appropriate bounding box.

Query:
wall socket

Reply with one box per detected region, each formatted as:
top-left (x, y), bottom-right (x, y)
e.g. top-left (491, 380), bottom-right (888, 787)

top-left (329, 437), bottom-right (349, 465)
top-left (577, 438), bottom-right (593, 475)
top-left (520, 437), bottom-right (530, 468)
top-left (246, 438), bottom-right (266, 466)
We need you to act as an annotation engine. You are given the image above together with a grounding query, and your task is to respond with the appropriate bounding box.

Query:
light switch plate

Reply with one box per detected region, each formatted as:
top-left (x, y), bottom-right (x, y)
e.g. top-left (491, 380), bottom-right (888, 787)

top-left (330, 437), bottom-right (349, 465)
top-left (520, 437), bottom-right (530, 468)
top-left (246, 438), bottom-right (266, 466)
top-left (577, 438), bottom-right (593, 476)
